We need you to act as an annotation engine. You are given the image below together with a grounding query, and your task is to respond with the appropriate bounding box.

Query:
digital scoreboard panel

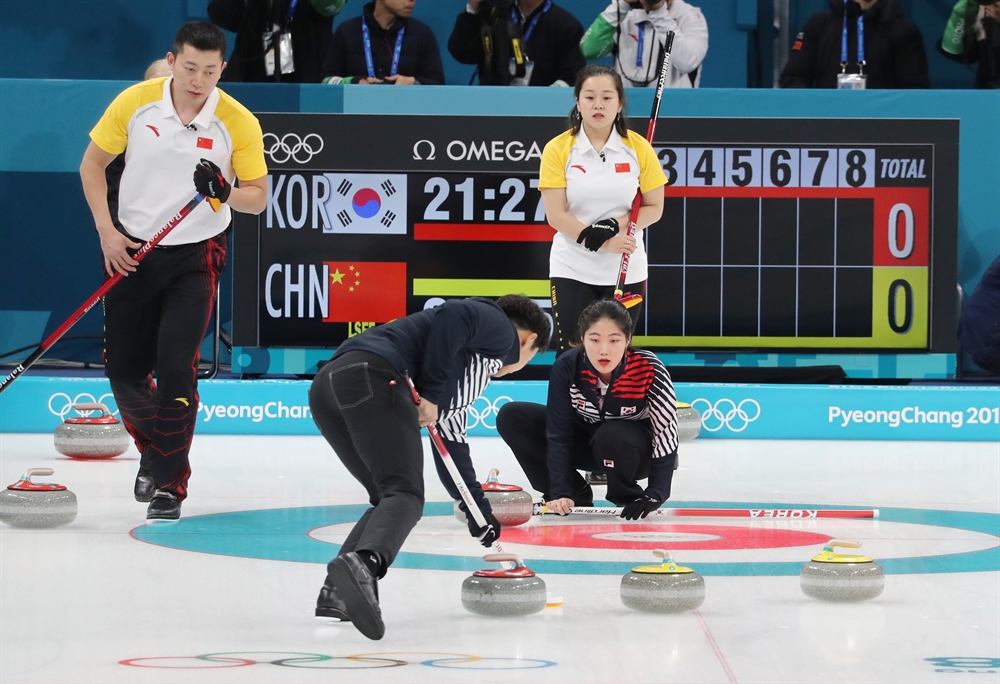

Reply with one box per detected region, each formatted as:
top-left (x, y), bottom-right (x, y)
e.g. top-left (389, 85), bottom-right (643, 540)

top-left (232, 115), bottom-right (957, 353)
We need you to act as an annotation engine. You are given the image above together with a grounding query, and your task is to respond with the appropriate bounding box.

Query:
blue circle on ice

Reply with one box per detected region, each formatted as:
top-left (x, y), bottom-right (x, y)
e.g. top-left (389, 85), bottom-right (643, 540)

top-left (131, 502), bottom-right (1000, 576)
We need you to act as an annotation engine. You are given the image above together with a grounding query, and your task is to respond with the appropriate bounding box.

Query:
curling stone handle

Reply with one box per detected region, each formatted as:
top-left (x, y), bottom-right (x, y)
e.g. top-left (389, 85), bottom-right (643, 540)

top-left (22, 468), bottom-right (55, 480)
top-left (827, 539), bottom-right (862, 550)
top-left (72, 402), bottom-right (110, 415)
top-left (653, 549), bottom-right (674, 562)
top-left (484, 553), bottom-right (523, 566)
top-left (487, 468), bottom-right (500, 480)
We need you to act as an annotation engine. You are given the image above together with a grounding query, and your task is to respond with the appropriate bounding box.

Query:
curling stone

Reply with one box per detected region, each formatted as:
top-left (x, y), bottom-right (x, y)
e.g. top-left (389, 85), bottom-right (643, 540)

top-left (54, 402), bottom-right (130, 459)
top-left (800, 539), bottom-right (884, 602)
top-left (620, 549), bottom-right (705, 613)
top-left (482, 469), bottom-right (534, 526)
top-left (676, 402), bottom-right (702, 441)
top-left (461, 553), bottom-right (547, 617)
top-left (453, 499), bottom-right (467, 524)
top-left (0, 468), bottom-right (77, 528)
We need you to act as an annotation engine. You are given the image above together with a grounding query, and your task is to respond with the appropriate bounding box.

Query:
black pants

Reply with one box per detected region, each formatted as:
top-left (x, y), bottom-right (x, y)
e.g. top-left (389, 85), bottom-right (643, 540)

top-left (550, 277), bottom-right (644, 354)
top-left (103, 233), bottom-right (226, 501)
top-left (308, 351), bottom-right (424, 574)
top-left (496, 402), bottom-right (653, 505)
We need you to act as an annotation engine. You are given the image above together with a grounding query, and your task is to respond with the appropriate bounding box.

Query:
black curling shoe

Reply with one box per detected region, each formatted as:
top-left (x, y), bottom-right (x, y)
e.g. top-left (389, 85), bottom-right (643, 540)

top-left (134, 469), bottom-right (155, 502)
top-left (326, 553), bottom-right (384, 640)
top-left (315, 581), bottom-right (351, 621)
top-left (146, 491), bottom-right (181, 520)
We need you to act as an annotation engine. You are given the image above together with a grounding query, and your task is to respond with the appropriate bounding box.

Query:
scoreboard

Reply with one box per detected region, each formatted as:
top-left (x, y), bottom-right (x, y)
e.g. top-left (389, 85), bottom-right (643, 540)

top-left (232, 115), bottom-right (957, 353)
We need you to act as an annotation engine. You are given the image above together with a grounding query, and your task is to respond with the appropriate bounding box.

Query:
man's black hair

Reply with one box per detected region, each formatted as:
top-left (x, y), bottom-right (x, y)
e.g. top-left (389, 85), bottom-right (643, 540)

top-left (496, 295), bottom-right (551, 351)
top-left (173, 22), bottom-right (227, 61)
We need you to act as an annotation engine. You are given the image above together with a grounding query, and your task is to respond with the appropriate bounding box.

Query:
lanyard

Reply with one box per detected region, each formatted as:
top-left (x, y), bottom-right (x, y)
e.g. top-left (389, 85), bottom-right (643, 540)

top-left (362, 19), bottom-right (405, 78)
top-left (841, 0), bottom-right (865, 73)
top-left (510, 0), bottom-right (552, 45)
top-left (636, 23), bottom-right (646, 67)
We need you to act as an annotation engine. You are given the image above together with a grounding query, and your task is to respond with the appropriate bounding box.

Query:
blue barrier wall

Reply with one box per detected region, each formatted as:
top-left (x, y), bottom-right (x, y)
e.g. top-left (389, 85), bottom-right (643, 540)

top-left (0, 80), bottom-right (996, 373)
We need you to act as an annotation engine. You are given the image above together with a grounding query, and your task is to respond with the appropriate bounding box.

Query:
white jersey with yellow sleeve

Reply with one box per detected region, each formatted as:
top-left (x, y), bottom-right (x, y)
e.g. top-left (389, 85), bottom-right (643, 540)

top-left (538, 128), bottom-right (666, 285)
top-left (89, 77), bottom-right (267, 246)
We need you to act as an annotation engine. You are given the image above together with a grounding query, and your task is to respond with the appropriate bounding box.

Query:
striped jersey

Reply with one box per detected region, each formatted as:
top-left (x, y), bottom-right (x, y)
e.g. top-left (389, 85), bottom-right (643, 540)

top-left (547, 346), bottom-right (678, 500)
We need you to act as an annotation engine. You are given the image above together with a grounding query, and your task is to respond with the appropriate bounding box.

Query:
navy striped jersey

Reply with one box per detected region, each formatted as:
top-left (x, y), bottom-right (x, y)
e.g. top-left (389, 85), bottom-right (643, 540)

top-left (547, 347), bottom-right (678, 501)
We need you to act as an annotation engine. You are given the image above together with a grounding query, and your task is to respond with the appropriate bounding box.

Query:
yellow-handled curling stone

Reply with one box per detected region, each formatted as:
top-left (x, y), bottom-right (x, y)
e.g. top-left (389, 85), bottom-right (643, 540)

top-left (53, 402), bottom-right (130, 459)
top-left (0, 468), bottom-right (77, 528)
top-left (454, 469), bottom-right (534, 527)
top-left (620, 549), bottom-right (705, 612)
top-left (676, 401), bottom-right (701, 441)
top-left (462, 553), bottom-right (547, 617)
top-left (800, 539), bottom-right (884, 602)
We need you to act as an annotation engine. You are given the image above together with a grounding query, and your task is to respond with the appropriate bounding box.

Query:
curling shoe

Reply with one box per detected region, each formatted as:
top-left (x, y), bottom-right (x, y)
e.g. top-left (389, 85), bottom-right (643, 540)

top-left (315, 580), bottom-right (351, 621)
top-left (326, 552), bottom-right (384, 640)
top-left (134, 469), bottom-right (155, 502)
top-left (146, 490), bottom-right (181, 520)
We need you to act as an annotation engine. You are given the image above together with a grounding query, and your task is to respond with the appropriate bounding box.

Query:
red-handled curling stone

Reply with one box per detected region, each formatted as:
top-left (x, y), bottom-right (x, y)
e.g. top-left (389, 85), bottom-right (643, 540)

top-left (800, 539), bottom-right (884, 602)
top-left (0, 468), bottom-right (77, 528)
top-left (53, 402), bottom-right (130, 459)
top-left (461, 553), bottom-right (547, 617)
top-left (620, 549), bottom-right (705, 613)
top-left (482, 469), bottom-right (534, 526)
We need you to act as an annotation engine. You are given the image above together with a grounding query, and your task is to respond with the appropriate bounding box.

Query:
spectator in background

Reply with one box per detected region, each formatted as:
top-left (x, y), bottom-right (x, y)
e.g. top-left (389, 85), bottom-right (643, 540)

top-left (322, 0), bottom-right (444, 84)
top-left (208, 0), bottom-right (346, 83)
top-left (779, 0), bottom-right (929, 89)
top-left (959, 255), bottom-right (1000, 375)
top-left (448, 0), bottom-right (585, 86)
top-left (580, 0), bottom-right (708, 88)
top-left (939, 0), bottom-right (1000, 89)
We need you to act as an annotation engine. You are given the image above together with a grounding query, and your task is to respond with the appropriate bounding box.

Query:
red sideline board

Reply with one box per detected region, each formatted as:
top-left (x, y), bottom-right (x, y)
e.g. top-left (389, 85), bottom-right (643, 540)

top-left (232, 116), bottom-right (957, 352)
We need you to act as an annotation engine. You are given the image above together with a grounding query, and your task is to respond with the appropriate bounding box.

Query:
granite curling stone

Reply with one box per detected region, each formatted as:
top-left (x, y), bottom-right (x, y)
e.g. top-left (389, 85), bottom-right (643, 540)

top-left (676, 402), bottom-right (702, 442)
top-left (54, 402), bottom-right (130, 459)
top-left (482, 469), bottom-right (534, 526)
top-left (620, 549), bottom-right (705, 613)
top-left (462, 553), bottom-right (547, 617)
top-left (800, 539), bottom-right (884, 602)
top-left (0, 468), bottom-right (77, 528)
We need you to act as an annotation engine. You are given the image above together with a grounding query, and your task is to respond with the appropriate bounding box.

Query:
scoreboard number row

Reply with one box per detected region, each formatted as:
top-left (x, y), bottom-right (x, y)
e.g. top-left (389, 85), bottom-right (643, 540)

top-left (656, 147), bottom-right (877, 188)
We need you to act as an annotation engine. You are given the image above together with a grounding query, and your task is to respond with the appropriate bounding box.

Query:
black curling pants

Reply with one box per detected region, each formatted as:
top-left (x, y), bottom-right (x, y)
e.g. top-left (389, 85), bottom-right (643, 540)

top-left (496, 402), bottom-right (653, 506)
top-left (550, 277), bottom-right (644, 355)
top-left (308, 351), bottom-right (424, 574)
top-left (103, 233), bottom-right (226, 501)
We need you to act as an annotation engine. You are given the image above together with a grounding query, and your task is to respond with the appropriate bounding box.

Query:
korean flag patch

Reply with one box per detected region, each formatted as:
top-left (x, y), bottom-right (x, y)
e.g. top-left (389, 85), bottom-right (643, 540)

top-left (621, 406), bottom-right (636, 415)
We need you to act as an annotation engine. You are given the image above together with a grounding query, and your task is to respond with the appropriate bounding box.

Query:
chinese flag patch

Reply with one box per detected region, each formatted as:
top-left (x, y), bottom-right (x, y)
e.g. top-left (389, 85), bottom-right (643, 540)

top-left (615, 163), bottom-right (631, 173)
top-left (197, 137), bottom-right (214, 150)
top-left (323, 262), bottom-right (407, 323)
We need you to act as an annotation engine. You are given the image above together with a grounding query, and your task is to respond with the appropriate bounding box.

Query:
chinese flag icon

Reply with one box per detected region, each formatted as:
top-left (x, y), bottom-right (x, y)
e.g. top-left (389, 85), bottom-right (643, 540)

top-left (615, 162), bottom-right (631, 173)
top-left (323, 262), bottom-right (407, 323)
top-left (197, 137), bottom-right (214, 150)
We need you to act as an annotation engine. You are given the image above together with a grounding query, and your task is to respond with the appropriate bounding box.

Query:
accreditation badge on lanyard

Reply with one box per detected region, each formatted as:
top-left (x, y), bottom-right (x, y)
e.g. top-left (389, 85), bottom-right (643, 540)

top-left (263, 0), bottom-right (298, 77)
top-left (508, 0), bottom-right (551, 85)
top-left (837, 0), bottom-right (866, 89)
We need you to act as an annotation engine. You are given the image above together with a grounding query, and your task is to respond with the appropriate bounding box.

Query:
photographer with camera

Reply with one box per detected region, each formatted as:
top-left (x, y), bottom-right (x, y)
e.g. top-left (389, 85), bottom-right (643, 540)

top-left (939, 0), bottom-right (1000, 89)
top-left (580, 0), bottom-right (708, 88)
top-left (321, 0), bottom-right (444, 85)
top-left (779, 0), bottom-right (929, 89)
top-left (447, 0), bottom-right (585, 86)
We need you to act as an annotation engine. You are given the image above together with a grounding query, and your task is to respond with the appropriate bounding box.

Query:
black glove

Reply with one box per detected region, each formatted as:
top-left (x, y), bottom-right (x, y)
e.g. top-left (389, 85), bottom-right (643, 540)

top-left (468, 510), bottom-right (501, 547)
top-left (620, 493), bottom-right (662, 521)
top-left (193, 158), bottom-right (231, 203)
top-left (576, 217), bottom-right (619, 252)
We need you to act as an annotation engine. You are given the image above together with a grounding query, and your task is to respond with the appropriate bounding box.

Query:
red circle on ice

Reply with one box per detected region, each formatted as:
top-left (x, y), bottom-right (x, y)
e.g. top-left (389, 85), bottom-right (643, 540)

top-left (501, 524), bottom-right (832, 550)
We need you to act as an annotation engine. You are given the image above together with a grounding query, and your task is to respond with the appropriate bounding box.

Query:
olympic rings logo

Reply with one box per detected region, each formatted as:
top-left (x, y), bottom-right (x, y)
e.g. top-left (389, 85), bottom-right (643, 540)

top-left (48, 392), bottom-right (119, 419)
top-left (689, 398), bottom-right (761, 433)
top-left (466, 395), bottom-right (512, 430)
top-left (262, 132), bottom-right (324, 164)
top-left (119, 651), bottom-right (556, 670)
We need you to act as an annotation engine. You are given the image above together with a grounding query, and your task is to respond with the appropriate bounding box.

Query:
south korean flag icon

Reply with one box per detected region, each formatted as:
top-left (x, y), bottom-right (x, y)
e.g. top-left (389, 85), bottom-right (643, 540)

top-left (320, 173), bottom-right (408, 235)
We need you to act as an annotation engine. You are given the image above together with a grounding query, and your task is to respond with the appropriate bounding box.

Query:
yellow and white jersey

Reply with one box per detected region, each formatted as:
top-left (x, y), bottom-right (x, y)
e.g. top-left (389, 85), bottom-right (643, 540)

top-left (90, 77), bottom-right (266, 245)
top-left (539, 128), bottom-right (666, 285)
